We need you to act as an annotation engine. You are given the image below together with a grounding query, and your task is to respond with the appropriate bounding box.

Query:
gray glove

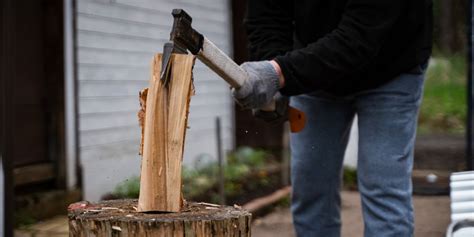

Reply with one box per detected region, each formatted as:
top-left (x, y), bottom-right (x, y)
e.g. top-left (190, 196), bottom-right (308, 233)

top-left (253, 93), bottom-right (289, 125)
top-left (232, 61), bottom-right (280, 109)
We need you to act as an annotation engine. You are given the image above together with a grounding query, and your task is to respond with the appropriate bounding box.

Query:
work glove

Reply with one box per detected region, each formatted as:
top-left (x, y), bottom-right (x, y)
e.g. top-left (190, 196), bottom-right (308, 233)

top-left (232, 61), bottom-right (280, 109)
top-left (253, 92), bottom-right (289, 125)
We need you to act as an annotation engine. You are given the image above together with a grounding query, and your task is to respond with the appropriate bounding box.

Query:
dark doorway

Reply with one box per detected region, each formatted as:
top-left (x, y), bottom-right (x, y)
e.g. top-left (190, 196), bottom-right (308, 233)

top-left (7, 0), bottom-right (66, 190)
top-left (231, 0), bottom-right (284, 151)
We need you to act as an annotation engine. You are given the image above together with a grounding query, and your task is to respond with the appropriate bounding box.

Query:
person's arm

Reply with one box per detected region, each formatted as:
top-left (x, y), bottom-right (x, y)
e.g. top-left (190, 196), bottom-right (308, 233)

top-left (244, 0), bottom-right (294, 61)
top-left (275, 0), bottom-right (403, 96)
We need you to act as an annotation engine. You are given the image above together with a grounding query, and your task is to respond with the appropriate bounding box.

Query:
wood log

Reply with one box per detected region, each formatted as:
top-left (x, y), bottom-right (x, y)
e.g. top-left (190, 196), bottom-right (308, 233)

top-left (68, 200), bottom-right (252, 237)
top-left (242, 186), bottom-right (291, 212)
top-left (138, 53), bottom-right (195, 212)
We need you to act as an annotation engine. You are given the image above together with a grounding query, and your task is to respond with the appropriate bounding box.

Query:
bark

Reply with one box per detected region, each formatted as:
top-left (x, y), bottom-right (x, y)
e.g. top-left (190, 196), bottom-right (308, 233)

top-left (68, 200), bottom-right (252, 237)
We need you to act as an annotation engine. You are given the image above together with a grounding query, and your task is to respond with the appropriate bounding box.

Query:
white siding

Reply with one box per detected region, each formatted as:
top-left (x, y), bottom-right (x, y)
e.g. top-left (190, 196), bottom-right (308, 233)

top-left (76, 0), bottom-right (234, 201)
top-left (343, 117), bottom-right (358, 168)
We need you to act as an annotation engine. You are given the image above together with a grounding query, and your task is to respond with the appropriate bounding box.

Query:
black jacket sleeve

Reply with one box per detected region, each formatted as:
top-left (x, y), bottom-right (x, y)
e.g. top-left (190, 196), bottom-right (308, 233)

top-left (275, 0), bottom-right (403, 96)
top-left (244, 0), bottom-right (294, 61)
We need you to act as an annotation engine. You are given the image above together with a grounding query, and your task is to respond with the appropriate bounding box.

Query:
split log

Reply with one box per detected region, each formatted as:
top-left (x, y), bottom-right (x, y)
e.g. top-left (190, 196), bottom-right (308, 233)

top-left (68, 200), bottom-right (252, 237)
top-left (138, 53), bottom-right (195, 212)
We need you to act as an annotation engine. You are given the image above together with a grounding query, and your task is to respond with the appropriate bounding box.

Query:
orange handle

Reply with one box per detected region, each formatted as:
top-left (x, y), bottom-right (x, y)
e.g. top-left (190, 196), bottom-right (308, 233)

top-left (288, 107), bottom-right (306, 133)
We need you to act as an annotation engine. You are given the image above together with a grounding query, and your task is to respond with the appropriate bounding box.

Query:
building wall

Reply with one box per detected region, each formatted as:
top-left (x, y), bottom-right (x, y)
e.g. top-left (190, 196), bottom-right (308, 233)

top-left (343, 117), bottom-right (358, 168)
top-left (76, 0), bottom-right (234, 201)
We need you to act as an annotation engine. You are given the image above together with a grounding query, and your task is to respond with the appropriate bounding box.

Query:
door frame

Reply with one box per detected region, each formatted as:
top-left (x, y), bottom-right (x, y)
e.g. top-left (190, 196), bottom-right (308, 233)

top-left (467, 0), bottom-right (473, 170)
top-left (63, 0), bottom-right (79, 190)
top-left (1, 0), bottom-right (15, 234)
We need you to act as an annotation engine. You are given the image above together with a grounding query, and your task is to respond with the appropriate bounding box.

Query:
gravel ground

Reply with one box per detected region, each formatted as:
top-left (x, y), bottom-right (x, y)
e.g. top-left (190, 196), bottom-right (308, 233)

top-left (252, 191), bottom-right (451, 237)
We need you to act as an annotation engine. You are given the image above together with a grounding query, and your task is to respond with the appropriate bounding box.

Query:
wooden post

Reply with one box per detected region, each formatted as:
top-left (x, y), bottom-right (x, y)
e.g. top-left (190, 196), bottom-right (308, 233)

top-left (216, 117), bottom-right (226, 205)
top-left (68, 200), bottom-right (251, 236)
top-left (138, 53), bottom-right (195, 212)
top-left (468, 4), bottom-right (473, 171)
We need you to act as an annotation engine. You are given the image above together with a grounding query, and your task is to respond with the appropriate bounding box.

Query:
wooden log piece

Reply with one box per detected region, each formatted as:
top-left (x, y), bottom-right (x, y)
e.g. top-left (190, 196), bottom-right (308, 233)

top-left (68, 200), bottom-right (252, 237)
top-left (138, 88), bottom-right (148, 156)
top-left (138, 53), bottom-right (195, 212)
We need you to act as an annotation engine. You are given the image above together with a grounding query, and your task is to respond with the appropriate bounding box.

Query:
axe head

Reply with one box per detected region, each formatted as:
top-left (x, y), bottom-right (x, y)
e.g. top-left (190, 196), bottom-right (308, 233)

top-left (160, 9), bottom-right (203, 86)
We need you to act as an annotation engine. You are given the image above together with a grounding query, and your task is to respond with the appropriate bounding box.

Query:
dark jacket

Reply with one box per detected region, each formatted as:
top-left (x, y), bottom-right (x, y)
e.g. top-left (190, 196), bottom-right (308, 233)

top-left (245, 0), bottom-right (433, 96)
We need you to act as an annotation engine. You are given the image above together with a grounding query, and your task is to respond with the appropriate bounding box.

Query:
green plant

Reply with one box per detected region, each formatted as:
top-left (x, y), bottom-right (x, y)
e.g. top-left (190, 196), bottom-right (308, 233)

top-left (418, 55), bottom-right (467, 134)
top-left (182, 165), bottom-right (215, 198)
top-left (182, 146), bottom-right (272, 200)
top-left (276, 195), bottom-right (291, 208)
top-left (343, 166), bottom-right (358, 190)
top-left (112, 176), bottom-right (140, 199)
top-left (109, 146), bottom-right (275, 202)
top-left (14, 210), bottom-right (37, 228)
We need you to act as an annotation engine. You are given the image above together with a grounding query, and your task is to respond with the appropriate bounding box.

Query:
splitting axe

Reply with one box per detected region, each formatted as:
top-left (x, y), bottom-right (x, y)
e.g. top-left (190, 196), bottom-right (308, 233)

top-left (161, 9), bottom-right (306, 133)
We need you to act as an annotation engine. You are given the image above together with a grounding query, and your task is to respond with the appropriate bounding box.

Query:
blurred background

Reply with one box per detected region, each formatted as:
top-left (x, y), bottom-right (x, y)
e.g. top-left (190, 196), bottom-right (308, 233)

top-left (1, 0), bottom-right (472, 236)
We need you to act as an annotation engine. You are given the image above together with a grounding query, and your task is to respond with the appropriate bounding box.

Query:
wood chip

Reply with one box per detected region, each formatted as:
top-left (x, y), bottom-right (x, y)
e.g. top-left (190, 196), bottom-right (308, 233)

top-left (197, 202), bottom-right (221, 207)
top-left (102, 207), bottom-right (119, 210)
top-left (87, 209), bottom-right (102, 213)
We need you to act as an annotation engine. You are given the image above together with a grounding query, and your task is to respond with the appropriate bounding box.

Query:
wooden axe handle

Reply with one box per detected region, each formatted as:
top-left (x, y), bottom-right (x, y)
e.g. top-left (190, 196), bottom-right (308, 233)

top-left (197, 37), bottom-right (246, 88)
top-left (197, 37), bottom-right (306, 132)
top-left (198, 37), bottom-right (281, 111)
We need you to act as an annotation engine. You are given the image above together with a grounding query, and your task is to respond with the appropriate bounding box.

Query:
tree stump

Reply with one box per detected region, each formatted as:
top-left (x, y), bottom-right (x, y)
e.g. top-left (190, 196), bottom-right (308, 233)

top-left (68, 199), bottom-right (252, 236)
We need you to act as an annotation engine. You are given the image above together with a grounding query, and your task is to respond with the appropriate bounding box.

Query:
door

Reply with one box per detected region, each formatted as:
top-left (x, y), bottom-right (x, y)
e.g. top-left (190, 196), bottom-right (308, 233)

top-left (231, 0), bottom-right (284, 151)
top-left (9, 0), bottom-right (66, 189)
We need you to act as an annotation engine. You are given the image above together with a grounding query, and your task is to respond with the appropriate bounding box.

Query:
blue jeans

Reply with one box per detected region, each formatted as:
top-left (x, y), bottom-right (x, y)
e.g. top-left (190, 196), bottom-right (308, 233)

top-left (290, 67), bottom-right (426, 237)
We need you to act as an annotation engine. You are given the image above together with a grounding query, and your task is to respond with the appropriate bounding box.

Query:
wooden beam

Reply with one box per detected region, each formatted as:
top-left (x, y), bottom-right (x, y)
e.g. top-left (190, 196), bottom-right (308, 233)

top-left (138, 53), bottom-right (195, 212)
top-left (242, 186), bottom-right (291, 212)
top-left (14, 163), bottom-right (55, 186)
top-left (468, 1), bottom-right (473, 170)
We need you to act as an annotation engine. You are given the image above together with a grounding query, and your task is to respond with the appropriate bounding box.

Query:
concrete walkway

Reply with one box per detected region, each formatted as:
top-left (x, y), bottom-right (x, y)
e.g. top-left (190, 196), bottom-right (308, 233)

top-left (15, 215), bottom-right (68, 237)
top-left (14, 191), bottom-right (450, 237)
top-left (252, 191), bottom-right (451, 237)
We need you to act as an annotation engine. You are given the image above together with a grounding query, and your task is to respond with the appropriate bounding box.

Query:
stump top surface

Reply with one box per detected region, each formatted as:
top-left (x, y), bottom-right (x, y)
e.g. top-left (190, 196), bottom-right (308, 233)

top-left (68, 199), bottom-right (251, 222)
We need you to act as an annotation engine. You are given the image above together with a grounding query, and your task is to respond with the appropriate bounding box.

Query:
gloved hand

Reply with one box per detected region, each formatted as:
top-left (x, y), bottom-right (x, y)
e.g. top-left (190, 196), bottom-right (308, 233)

top-left (253, 92), bottom-right (289, 125)
top-left (232, 61), bottom-right (280, 109)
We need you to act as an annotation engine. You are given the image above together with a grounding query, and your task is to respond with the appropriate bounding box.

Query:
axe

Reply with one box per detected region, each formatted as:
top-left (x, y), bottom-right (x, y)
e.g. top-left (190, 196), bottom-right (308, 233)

top-left (161, 9), bottom-right (306, 133)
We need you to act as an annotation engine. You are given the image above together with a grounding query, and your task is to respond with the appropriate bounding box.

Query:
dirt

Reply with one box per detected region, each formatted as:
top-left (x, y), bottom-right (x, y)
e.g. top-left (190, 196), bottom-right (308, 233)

top-left (252, 191), bottom-right (451, 237)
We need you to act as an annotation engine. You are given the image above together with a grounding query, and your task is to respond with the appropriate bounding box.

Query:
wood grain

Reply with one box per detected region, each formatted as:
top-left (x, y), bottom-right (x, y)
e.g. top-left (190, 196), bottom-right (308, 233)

top-left (68, 199), bottom-right (251, 237)
top-left (138, 88), bottom-right (147, 156)
top-left (138, 53), bottom-right (195, 212)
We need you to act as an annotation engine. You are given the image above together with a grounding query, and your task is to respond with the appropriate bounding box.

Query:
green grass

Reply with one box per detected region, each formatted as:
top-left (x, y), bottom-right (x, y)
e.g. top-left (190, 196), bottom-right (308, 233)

top-left (418, 55), bottom-right (467, 134)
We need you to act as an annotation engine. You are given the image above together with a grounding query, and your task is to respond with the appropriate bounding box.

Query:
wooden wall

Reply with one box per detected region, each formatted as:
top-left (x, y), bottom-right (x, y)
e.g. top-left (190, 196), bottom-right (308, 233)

top-left (76, 0), bottom-right (234, 201)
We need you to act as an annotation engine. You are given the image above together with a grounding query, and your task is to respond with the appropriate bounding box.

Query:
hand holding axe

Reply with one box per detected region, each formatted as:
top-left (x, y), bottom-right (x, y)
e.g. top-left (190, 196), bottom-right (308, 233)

top-left (161, 9), bottom-right (306, 133)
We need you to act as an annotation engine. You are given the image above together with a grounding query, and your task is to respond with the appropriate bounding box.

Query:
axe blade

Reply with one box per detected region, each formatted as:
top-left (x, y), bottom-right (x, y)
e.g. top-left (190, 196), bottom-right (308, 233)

top-left (160, 41), bottom-right (187, 86)
top-left (160, 42), bottom-right (174, 86)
